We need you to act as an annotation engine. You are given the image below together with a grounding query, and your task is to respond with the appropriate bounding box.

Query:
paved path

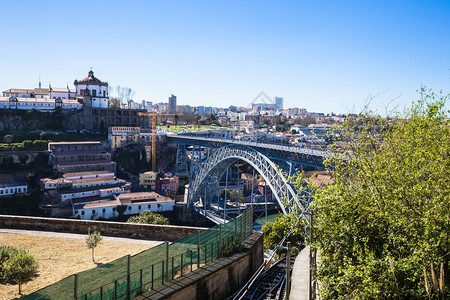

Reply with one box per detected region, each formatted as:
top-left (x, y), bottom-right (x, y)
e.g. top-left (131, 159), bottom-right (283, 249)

top-left (0, 228), bottom-right (164, 245)
top-left (290, 245), bottom-right (310, 300)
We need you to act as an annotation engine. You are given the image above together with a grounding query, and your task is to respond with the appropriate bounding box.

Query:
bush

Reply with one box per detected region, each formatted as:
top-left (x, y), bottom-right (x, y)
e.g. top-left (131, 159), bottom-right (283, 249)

top-left (127, 210), bottom-right (169, 225)
top-left (221, 236), bottom-right (243, 257)
top-left (262, 213), bottom-right (305, 255)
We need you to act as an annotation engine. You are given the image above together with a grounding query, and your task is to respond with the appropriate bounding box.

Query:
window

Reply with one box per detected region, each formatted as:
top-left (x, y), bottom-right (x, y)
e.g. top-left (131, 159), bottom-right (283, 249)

top-left (138, 205), bottom-right (141, 210)
top-left (81, 211), bottom-right (85, 215)
top-left (92, 90), bottom-right (96, 96)
top-left (102, 208), bottom-right (106, 213)
top-left (92, 210), bottom-right (96, 215)
top-left (148, 204), bottom-right (151, 209)
top-left (128, 206), bottom-right (131, 210)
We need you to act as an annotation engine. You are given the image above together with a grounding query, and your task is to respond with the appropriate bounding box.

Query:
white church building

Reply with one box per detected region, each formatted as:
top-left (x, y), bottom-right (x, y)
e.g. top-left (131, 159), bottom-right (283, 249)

top-left (0, 70), bottom-right (109, 112)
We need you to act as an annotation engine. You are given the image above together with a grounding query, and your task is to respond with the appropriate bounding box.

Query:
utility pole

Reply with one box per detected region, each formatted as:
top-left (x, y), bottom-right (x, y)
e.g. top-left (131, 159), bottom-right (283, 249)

top-left (286, 241), bottom-right (291, 300)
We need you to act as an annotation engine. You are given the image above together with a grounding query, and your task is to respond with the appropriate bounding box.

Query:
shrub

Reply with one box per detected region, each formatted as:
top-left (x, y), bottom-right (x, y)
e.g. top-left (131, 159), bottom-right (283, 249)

top-left (127, 210), bottom-right (169, 225)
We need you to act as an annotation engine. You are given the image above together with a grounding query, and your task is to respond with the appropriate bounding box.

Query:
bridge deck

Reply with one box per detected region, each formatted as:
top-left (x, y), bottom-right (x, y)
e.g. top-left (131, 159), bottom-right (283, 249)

top-left (168, 135), bottom-right (327, 158)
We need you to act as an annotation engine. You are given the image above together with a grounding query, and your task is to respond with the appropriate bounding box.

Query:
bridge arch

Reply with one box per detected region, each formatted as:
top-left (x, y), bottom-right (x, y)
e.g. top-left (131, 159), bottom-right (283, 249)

top-left (187, 144), bottom-right (306, 215)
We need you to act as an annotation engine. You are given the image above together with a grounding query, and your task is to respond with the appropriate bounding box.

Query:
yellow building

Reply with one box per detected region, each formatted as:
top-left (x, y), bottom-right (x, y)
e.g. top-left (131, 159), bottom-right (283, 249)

top-left (139, 171), bottom-right (158, 190)
top-left (108, 127), bottom-right (140, 149)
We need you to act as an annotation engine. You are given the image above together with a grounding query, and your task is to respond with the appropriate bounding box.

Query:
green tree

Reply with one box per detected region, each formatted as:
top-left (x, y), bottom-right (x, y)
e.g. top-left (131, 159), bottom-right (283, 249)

top-left (207, 113), bottom-right (217, 124)
top-left (194, 114), bottom-right (201, 125)
top-left (262, 214), bottom-right (305, 255)
top-left (115, 205), bottom-right (128, 217)
top-left (0, 246), bottom-right (39, 295)
top-left (85, 231), bottom-right (103, 263)
top-left (312, 89), bottom-right (450, 299)
top-left (127, 210), bottom-right (169, 225)
top-left (1, 156), bottom-right (14, 169)
top-left (26, 172), bottom-right (37, 188)
top-left (18, 154), bottom-right (28, 166)
top-left (229, 189), bottom-right (244, 204)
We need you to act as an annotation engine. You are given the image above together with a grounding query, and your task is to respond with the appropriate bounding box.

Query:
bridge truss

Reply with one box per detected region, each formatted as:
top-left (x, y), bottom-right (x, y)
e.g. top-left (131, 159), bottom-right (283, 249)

top-left (187, 144), bottom-right (311, 224)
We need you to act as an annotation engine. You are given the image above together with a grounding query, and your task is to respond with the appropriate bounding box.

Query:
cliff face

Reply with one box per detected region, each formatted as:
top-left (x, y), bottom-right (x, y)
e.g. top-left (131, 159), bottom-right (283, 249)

top-left (0, 109), bottom-right (84, 132)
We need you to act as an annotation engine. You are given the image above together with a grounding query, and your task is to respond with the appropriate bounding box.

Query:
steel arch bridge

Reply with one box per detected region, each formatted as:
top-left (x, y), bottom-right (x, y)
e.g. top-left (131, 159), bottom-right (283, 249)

top-left (187, 144), bottom-right (310, 220)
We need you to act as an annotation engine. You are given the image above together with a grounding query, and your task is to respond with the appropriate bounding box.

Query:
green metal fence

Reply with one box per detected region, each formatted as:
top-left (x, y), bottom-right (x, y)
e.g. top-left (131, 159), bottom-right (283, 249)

top-left (24, 207), bottom-right (253, 300)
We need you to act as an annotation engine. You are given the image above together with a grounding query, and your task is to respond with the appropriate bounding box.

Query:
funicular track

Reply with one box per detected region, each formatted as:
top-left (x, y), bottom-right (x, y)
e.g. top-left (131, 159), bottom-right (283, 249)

top-left (233, 255), bottom-right (296, 300)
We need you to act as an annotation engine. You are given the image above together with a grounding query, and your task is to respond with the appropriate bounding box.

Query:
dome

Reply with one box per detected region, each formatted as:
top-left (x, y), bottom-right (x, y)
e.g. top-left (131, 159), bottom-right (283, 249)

top-left (74, 70), bottom-right (106, 86)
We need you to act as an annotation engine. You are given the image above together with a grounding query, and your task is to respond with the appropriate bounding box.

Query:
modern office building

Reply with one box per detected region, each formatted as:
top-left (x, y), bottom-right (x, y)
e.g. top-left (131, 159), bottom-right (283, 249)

top-left (168, 94), bottom-right (177, 114)
top-left (274, 97), bottom-right (284, 110)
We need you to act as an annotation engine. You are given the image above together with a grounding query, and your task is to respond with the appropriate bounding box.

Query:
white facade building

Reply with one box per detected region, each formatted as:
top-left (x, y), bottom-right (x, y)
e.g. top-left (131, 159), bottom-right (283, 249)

top-left (1, 69), bottom-right (108, 112)
top-left (0, 97), bottom-right (82, 111)
top-left (73, 192), bottom-right (175, 220)
top-left (0, 183), bottom-right (28, 197)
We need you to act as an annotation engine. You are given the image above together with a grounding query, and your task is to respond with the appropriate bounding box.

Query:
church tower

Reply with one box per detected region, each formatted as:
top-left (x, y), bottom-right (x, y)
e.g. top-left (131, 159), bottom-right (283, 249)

top-left (74, 69), bottom-right (109, 108)
top-left (82, 88), bottom-right (93, 130)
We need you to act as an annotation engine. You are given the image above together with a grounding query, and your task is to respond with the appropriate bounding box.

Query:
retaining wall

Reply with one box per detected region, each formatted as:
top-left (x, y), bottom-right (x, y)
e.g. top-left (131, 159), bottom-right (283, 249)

top-left (136, 231), bottom-right (264, 300)
top-left (0, 215), bottom-right (206, 241)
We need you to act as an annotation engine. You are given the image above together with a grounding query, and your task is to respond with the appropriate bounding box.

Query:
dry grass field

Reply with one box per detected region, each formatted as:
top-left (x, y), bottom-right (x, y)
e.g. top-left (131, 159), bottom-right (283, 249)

top-left (0, 232), bottom-right (162, 300)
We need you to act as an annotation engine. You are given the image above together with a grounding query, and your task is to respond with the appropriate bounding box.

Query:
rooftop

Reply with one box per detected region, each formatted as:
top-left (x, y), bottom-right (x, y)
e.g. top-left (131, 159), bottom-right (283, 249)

top-left (52, 150), bottom-right (108, 156)
top-left (74, 199), bottom-right (121, 210)
top-left (51, 88), bottom-right (76, 93)
top-left (118, 192), bottom-right (163, 201)
top-left (0, 97), bottom-right (80, 104)
top-left (49, 141), bottom-right (102, 146)
top-left (120, 196), bottom-right (173, 206)
top-left (60, 183), bottom-right (128, 194)
top-left (72, 195), bottom-right (115, 205)
top-left (56, 160), bottom-right (115, 167)
top-left (0, 181), bottom-right (26, 188)
top-left (63, 170), bottom-right (113, 178)
top-left (70, 176), bottom-right (119, 186)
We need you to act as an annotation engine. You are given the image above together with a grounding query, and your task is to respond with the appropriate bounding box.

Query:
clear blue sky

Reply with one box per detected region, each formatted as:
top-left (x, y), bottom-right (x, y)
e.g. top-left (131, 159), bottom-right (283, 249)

top-left (1, 0), bottom-right (449, 114)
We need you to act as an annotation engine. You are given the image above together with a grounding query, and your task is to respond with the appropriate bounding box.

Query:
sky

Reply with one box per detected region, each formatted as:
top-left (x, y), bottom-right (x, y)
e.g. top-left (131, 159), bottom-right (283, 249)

top-left (1, 0), bottom-right (449, 114)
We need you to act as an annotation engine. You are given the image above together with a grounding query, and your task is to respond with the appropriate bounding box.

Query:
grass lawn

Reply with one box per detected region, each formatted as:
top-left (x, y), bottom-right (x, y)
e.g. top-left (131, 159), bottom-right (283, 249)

top-left (0, 233), bottom-right (161, 299)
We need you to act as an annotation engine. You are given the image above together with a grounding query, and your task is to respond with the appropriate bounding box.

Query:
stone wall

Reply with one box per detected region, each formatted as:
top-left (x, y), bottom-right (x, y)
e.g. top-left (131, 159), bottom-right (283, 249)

top-left (0, 215), bottom-right (206, 241)
top-left (136, 232), bottom-right (264, 300)
top-left (0, 109), bottom-right (84, 132)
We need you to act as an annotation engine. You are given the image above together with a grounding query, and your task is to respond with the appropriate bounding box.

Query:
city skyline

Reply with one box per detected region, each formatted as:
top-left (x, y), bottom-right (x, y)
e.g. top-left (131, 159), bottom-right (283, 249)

top-left (1, 1), bottom-right (449, 114)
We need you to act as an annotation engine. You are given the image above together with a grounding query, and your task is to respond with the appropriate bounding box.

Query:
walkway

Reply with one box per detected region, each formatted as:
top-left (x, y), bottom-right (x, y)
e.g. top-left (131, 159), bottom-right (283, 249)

top-left (290, 245), bottom-right (310, 300)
